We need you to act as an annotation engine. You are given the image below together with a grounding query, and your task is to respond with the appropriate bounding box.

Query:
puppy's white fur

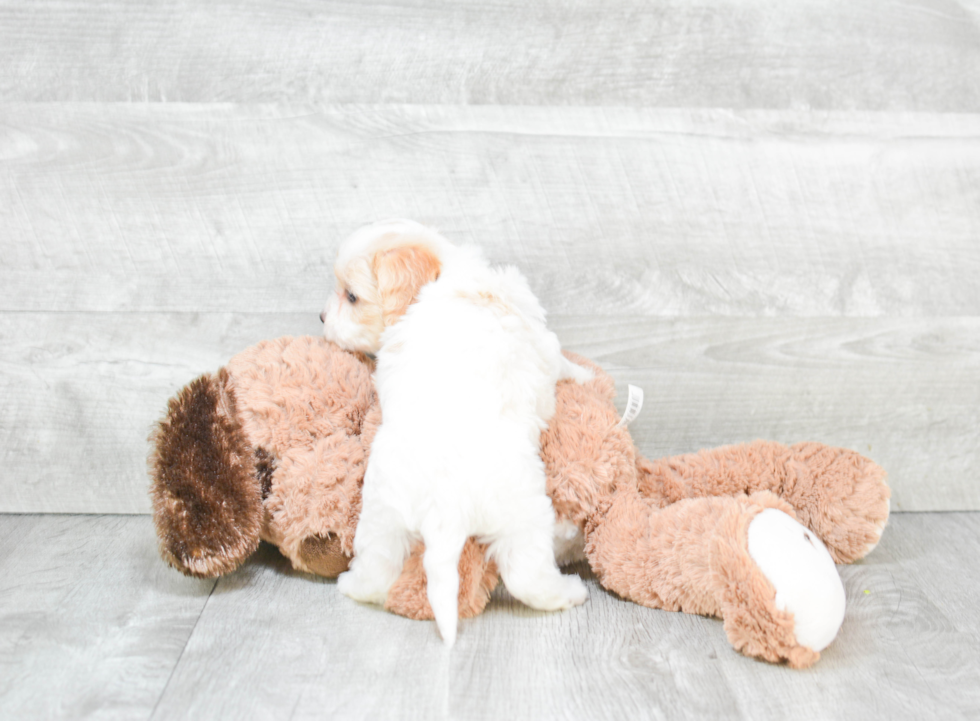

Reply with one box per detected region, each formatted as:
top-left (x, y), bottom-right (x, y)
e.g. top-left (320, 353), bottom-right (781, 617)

top-left (323, 220), bottom-right (591, 646)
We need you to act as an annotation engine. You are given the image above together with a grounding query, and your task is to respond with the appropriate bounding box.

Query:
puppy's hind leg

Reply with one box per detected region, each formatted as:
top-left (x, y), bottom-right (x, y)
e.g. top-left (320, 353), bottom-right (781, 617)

top-left (420, 515), bottom-right (468, 648)
top-left (338, 500), bottom-right (411, 605)
top-left (491, 495), bottom-right (588, 612)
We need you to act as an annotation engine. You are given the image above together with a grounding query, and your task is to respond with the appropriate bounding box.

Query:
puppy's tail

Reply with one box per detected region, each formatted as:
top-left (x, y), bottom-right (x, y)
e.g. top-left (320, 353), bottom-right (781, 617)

top-left (148, 368), bottom-right (263, 578)
top-left (420, 522), bottom-right (469, 647)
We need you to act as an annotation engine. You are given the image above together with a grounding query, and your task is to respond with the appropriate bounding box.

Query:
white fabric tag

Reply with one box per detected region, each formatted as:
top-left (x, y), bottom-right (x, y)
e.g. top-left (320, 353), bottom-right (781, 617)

top-left (617, 384), bottom-right (644, 427)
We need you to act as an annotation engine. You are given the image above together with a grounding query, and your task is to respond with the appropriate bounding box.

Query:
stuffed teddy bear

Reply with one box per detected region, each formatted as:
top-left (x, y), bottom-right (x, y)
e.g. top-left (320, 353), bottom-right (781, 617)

top-left (149, 335), bottom-right (890, 668)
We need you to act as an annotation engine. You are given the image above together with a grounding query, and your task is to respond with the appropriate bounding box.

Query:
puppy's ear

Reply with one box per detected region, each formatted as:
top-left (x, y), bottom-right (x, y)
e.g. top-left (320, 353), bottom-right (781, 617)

top-left (373, 245), bottom-right (441, 325)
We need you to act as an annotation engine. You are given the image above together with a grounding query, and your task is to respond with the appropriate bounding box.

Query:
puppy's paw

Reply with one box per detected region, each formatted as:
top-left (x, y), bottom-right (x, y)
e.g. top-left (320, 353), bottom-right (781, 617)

top-left (558, 574), bottom-right (589, 608)
top-left (337, 568), bottom-right (388, 605)
top-left (561, 358), bottom-right (595, 385)
top-left (521, 573), bottom-right (589, 611)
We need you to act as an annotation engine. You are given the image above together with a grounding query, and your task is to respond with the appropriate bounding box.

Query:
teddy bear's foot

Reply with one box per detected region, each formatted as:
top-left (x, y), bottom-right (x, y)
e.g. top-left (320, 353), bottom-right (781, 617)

top-left (297, 533), bottom-right (351, 578)
top-left (712, 498), bottom-right (826, 668)
top-left (782, 443), bottom-right (891, 564)
top-left (747, 509), bottom-right (846, 652)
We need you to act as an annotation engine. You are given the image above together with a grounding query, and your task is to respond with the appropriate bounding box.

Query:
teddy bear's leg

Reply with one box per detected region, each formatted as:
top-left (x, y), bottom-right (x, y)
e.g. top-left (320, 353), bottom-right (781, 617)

top-left (746, 508), bottom-right (845, 653)
top-left (778, 442), bottom-right (890, 564)
top-left (635, 440), bottom-right (890, 564)
top-left (337, 501), bottom-right (412, 605)
top-left (586, 489), bottom-right (833, 667)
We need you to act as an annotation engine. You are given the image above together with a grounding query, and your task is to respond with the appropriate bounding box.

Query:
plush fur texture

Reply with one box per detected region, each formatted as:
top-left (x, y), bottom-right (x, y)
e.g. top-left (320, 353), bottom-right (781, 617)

top-left (225, 336), bottom-right (381, 573)
top-left (635, 440), bottom-right (891, 564)
top-left (149, 369), bottom-right (262, 578)
top-left (149, 338), bottom-right (890, 667)
top-left (322, 221), bottom-right (591, 645)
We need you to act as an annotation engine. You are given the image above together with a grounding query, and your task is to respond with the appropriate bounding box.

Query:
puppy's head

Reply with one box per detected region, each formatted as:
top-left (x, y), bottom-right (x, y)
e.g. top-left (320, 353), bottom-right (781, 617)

top-left (321, 220), bottom-right (449, 354)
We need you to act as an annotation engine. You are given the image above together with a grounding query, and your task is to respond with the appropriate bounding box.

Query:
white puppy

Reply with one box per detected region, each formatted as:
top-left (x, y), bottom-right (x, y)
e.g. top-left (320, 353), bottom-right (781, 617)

top-left (322, 220), bottom-right (591, 646)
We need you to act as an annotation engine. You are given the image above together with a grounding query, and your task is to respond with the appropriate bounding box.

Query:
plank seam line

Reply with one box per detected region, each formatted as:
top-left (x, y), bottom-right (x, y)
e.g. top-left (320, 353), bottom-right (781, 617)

top-left (148, 577), bottom-right (219, 719)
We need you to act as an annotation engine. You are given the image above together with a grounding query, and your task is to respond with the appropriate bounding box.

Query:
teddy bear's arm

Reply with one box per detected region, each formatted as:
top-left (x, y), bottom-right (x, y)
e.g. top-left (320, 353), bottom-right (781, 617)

top-left (635, 440), bottom-right (890, 564)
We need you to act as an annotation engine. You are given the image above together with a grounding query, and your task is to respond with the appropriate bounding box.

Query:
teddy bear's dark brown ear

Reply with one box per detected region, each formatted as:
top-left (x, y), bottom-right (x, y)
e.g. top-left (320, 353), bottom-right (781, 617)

top-left (148, 368), bottom-right (263, 578)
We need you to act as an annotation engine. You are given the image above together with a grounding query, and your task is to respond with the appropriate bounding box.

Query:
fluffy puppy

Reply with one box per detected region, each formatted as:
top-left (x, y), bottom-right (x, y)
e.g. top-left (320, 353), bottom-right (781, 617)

top-left (322, 219), bottom-right (591, 646)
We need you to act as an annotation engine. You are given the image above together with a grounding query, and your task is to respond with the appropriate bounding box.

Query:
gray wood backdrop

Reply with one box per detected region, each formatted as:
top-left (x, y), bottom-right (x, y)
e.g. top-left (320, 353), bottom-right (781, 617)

top-left (1, 0), bottom-right (979, 514)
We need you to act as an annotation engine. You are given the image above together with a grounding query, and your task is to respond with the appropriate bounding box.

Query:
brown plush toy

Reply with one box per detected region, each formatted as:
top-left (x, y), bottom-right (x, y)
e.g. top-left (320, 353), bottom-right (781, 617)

top-left (150, 335), bottom-right (890, 668)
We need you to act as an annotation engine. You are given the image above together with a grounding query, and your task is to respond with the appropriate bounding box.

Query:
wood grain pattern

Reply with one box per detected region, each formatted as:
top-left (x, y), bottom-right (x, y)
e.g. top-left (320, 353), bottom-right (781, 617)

top-left (1, 0), bottom-right (979, 110)
top-left (0, 515), bottom-right (216, 720)
top-left (3, 513), bottom-right (976, 720)
top-left (0, 312), bottom-right (324, 514)
top-left (2, 104), bottom-right (979, 315)
top-left (564, 315), bottom-right (980, 512)
top-left (1, 312), bottom-right (976, 513)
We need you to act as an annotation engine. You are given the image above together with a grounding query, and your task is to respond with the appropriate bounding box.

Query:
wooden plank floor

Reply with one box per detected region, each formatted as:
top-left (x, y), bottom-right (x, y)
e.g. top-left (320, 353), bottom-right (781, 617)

top-left (0, 512), bottom-right (977, 720)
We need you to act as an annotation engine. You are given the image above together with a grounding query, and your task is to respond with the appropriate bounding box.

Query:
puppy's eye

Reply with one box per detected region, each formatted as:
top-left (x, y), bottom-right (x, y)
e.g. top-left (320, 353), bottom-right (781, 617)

top-left (345, 289), bottom-right (358, 304)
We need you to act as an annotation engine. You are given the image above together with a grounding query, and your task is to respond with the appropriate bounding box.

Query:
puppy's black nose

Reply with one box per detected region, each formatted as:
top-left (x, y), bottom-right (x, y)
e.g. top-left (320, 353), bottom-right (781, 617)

top-left (319, 311), bottom-right (326, 323)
